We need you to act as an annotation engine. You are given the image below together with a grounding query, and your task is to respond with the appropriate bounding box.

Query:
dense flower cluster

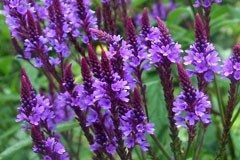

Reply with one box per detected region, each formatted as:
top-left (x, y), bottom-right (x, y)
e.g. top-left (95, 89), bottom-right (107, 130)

top-left (58, 49), bottom-right (153, 156)
top-left (184, 14), bottom-right (220, 82)
top-left (43, 0), bottom-right (70, 61)
top-left (79, 57), bottom-right (117, 155)
top-left (120, 88), bottom-right (154, 151)
top-left (151, 0), bottom-right (176, 20)
top-left (148, 17), bottom-right (182, 65)
top-left (222, 44), bottom-right (240, 81)
top-left (17, 69), bottom-right (54, 127)
top-left (51, 93), bottom-right (74, 124)
top-left (17, 69), bottom-right (69, 159)
top-left (31, 126), bottom-right (69, 160)
top-left (91, 24), bottom-right (150, 89)
top-left (3, 0), bottom-right (97, 68)
top-left (140, 8), bottom-right (151, 48)
top-left (60, 0), bottom-right (97, 41)
top-left (124, 17), bottom-right (152, 89)
top-left (3, 0), bottom-right (51, 67)
top-left (89, 29), bottom-right (130, 81)
top-left (5, 0), bottom-right (236, 159)
top-left (194, 0), bottom-right (222, 8)
top-left (135, 1), bottom-right (176, 26)
top-left (173, 64), bottom-right (211, 128)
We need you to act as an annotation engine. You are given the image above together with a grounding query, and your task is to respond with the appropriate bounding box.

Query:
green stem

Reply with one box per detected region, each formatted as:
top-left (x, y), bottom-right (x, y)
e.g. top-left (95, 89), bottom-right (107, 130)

top-left (236, 83), bottom-right (240, 96)
top-left (231, 83), bottom-right (240, 126)
top-left (194, 129), bottom-right (206, 160)
top-left (135, 147), bottom-right (143, 160)
top-left (228, 134), bottom-right (236, 159)
top-left (231, 105), bottom-right (240, 127)
top-left (127, 148), bottom-right (133, 160)
top-left (140, 149), bottom-right (146, 160)
top-left (187, 0), bottom-right (196, 15)
top-left (148, 147), bottom-right (158, 160)
top-left (185, 140), bottom-right (192, 160)
top-left (151, 135), bottom-right (171, 160)
top-left (192, 126), bottom-right (202, 159)
top-left (214, 76), bottom-right (225, 123)
top-left (215, 82), bottom-right (237, 160)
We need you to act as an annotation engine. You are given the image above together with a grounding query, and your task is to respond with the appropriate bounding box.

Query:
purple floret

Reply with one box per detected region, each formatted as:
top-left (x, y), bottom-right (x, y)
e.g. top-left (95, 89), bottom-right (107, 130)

top-left (184, 14), bottom-right (220, 82)
top-left (148, 17), bottom-right (182, 65)
top-left (173, 91), bottom-right (211, 127)
top-left (222, 44), bottom-right (240, 81)
top-left (31, 126), bottom-right (69, 160)
top-left (16, 69), bottom-right (54, 127)
top-left (173, 64), bottom-right (211, 128)
top-left (194, 0), bottom-right (222, 8)
top-left (120, 88), bottom-right (154, 151)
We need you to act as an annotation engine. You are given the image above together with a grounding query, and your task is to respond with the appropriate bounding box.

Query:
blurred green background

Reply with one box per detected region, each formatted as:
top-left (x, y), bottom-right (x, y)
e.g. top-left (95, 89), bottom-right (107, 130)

top-left (1, 0), bottom-right (240, 159)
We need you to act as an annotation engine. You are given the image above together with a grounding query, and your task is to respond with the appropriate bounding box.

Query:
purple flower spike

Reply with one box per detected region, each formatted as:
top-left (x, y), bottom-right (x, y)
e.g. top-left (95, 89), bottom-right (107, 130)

top-left (173, 64), bottom-right (211, 131)
top-left (52, 92), bottom-right (74, 124)
top-left (44, 0), bottom-right (70, 58)
top-left (31, 126), bottom-right (69, 160)
top-left (194, 0), bottom-right (222, 8)
top-left (31, 126), bottom-right (46, 155)
top-left (81, 58), bottom-right (94, 93)
top-left (78, 56), bottom-right (117, 158)
top-left (75, 0), bottom-right (97, 41)
top-left (20, 68), bottom-right (33, 99)
top-left (120, 88), bottom-right (154, 151)
top-left (216, 44), bottom-right (240, 159)
top-left (101, 51), bottom-right (113, 83)
top-left (91, 123), bottom-right (116, 156)
top-left (18, 68), bottom-right (35, 120)
top-left (96, 6), bottom-right (102, 29)
top-left (51, 64), bottom-right (75, 125)
top-left (148, 17), bottom-right (182, 65)
top-left (3, 0), bottom-right (50, 64)
top-left (140, 8), bottom-right (151, 48)
top-left (89, 28), bottom-right (113, 43)
top-left (141, 8), bottom-right (150, 38)
top-left (222, 44), bottom-right (240, 81)
top-left (147, 16), bottom-right (183, 157)
top-left (63, 64), bottom-right (75, 92)
top-left (101, 0), bottom-right (110, 3)
top-left (125, 17), bottom-right (150, 88)
top-left (90, 28), bottom-right (127, 79)
top-left (87, 44), bottom-right (102, 79)
top-left (132, 88), bottom-right (143, 109)
top-left (151, 0), bottom-right (176, 20)
top-left (17, 68), bottom-right (54, 127)
top-left (102, 0), bottom-right (116, 35)
top-left (184, 14), bottom-right (220, 85)
top-left (126, 17), bottom-right (139, 56)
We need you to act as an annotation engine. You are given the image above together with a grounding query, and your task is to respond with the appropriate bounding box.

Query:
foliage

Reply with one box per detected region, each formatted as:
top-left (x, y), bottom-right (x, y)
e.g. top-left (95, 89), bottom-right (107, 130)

top-left (0, 0), bottom-right (240, 160)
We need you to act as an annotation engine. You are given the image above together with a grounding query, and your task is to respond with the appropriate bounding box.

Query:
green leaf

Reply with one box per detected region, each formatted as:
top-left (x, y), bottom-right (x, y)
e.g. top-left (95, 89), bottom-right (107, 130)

top-left (0, 125), bottom-right (21, 141)
top-left (211, 19), bottom-right (240, 36)
top-left (167, 7), bottom-right (193, 25)
top-left (132, 0), bottom-right (147, 9)
top-left (56, 121), bottom-right (79, 132)
top-left (0, 139), bottom-right (31, 159)
top-left (0, 57), bottom-right (13, 75)
top-left (0, 94), bottom-right (19, 102)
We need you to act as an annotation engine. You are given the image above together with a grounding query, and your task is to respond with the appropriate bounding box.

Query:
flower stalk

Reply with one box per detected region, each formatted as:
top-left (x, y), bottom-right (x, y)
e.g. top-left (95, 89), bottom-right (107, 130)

top-left (216, 44), bottom-right (240, 159)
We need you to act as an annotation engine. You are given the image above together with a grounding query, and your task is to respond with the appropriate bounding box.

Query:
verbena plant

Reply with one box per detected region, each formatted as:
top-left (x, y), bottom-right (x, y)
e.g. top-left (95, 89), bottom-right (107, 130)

top-left (2, 0), bottom-right (240, 159)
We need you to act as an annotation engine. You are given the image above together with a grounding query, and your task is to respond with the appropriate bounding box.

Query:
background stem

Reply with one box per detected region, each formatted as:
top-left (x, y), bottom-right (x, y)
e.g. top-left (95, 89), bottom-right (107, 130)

top-left (151, 135), bottom-right (171, 160)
